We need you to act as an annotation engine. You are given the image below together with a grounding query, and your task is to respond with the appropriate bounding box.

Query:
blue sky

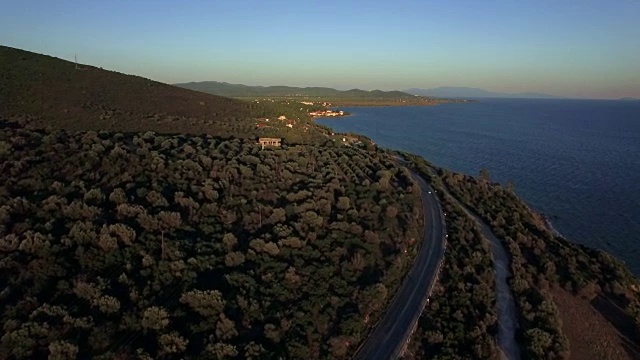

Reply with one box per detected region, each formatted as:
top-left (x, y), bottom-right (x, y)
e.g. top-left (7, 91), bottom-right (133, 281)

top-left (2, 0), bottom-right (639, 98)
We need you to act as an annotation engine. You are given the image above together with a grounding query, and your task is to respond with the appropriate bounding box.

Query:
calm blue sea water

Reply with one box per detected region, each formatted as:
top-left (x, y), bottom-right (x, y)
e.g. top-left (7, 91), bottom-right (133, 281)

top-left (317, 99), bottom-right (640, 275)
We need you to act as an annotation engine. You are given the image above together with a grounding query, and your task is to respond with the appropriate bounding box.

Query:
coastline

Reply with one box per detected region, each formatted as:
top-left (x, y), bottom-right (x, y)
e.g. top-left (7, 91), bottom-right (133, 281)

top-left (305, 97), bottom-right (471, 123)
top-left (523, 203), bottom-right (564, 238)
top-left (324, 98), bottom-right (471, 107)
top-left (313, 108), bottom-right (603, 264)
top-left (311, 113), bottom-right (353, 120)
top-left (313, 100), bottom-right (640, 278)
top-left (326, 102), bottom-right (442, 107)
top-left (541, 213), bottom-right (563, 238)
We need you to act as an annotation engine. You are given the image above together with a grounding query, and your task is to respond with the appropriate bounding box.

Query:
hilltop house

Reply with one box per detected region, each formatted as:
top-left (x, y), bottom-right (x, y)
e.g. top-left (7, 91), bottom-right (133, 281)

top-left (258, 137), bottom-right (282, 150)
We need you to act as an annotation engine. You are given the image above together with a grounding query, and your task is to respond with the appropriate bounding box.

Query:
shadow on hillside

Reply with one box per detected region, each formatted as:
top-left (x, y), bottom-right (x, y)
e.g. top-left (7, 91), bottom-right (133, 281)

top-left (621, 339), bottom-right (640, 360)
top-left (591, 295), bottom-right (640, 359)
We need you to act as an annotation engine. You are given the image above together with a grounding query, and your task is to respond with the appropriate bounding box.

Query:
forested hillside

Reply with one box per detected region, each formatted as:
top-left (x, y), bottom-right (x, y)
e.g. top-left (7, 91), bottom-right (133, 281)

top-left (0, 120), bottom-right (423, 359)
top-left (0, 46), bottom-right (326, 143)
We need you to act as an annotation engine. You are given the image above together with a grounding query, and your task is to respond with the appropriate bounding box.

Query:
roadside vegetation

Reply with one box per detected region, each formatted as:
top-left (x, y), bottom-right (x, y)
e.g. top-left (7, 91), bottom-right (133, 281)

top-left (401, 153), bottom-right (640, 359)
top-left (401, 156), bottom-right (499, 359)
top-left (438, 167), bottom-right (640, 359)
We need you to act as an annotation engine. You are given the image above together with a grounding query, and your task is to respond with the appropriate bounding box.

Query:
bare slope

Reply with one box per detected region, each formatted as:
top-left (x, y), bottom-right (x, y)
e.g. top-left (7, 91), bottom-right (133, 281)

top-left (552, 286), bottom-right (640, 360)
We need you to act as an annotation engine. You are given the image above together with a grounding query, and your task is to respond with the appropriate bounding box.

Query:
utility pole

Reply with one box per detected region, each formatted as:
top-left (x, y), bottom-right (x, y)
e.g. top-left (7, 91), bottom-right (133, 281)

top-left (75, 54), bottom-right (78, 69)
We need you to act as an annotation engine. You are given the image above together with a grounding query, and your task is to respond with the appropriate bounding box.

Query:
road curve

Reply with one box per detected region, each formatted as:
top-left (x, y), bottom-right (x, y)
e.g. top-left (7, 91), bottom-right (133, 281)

top-left (353, 169), bottom-right (446, 360)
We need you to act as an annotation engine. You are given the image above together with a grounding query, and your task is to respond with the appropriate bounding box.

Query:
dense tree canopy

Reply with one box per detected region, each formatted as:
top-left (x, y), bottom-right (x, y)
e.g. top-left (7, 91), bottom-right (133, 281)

top-left (0, 120), bottom-right (422, 359)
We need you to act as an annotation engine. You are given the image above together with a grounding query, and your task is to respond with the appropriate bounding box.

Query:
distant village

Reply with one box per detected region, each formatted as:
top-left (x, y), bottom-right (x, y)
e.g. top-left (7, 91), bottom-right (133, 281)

top-left (308, 109), bottom-right (345, 117)
top-left (253, 100), bottom-right (348, 132)
top-left (300, 101), bottom-right (348, 117)
top-left (254, 99), bottom-right (363, 150)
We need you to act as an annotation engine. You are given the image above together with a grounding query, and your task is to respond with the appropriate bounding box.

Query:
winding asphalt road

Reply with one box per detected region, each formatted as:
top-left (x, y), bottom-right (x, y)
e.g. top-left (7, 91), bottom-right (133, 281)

top-left (354, 170), bottom-right (446, 360)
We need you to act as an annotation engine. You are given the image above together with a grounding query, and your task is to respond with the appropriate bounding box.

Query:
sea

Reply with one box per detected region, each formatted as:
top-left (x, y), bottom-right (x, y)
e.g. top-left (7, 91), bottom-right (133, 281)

top-left (317, 99), bottom-right (640, 275)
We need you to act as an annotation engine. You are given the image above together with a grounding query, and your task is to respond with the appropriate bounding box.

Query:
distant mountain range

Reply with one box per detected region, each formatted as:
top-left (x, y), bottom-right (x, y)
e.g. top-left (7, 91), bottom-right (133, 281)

top-left (618, 97), bottom-right (639, 101)
top-left (406, 86), bottom-right (563, 99)
top-left (175, 81), bottom-right (419, 99)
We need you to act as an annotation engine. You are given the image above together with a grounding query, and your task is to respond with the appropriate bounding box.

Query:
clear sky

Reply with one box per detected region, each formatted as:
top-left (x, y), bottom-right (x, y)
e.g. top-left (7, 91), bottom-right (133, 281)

top-left (2, 0), bottom-right (639, 98)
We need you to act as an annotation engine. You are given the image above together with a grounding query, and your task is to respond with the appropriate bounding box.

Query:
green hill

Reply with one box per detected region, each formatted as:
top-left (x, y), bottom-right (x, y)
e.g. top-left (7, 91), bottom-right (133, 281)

top-left (0, 46), bottom-right (322, 140)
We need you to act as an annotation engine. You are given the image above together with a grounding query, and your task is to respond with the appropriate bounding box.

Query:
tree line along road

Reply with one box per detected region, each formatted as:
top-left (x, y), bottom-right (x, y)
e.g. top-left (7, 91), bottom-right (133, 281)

top-left (353, 169), bottom-right (446, 360)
